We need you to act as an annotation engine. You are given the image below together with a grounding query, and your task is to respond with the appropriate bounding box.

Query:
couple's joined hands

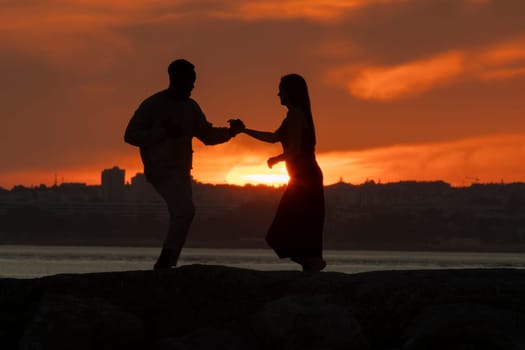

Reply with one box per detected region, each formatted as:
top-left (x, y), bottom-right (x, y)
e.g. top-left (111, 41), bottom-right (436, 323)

top-left (228, 119), bottom-right (245, 136)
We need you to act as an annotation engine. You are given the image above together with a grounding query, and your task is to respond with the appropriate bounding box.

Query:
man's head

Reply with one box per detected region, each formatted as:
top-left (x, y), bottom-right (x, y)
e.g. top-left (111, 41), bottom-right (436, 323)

top-left (168, 59), bottom-right (196, 99)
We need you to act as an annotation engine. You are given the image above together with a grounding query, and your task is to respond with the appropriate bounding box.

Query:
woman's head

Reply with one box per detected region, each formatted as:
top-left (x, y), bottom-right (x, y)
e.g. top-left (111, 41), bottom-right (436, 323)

top-left (278, 73), bottom-right (316, 144)
top-left (278, 74), bottom-right (311, 111)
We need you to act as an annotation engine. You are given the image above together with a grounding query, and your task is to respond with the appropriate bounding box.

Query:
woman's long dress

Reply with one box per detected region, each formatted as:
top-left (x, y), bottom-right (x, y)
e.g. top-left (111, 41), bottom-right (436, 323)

top-left (266, 114), bottom-right (324, 259)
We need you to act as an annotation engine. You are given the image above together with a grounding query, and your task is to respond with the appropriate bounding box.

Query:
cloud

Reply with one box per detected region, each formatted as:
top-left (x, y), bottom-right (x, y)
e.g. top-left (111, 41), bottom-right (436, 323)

top-left (0, 0), bottom-right (409, 40)
top-left (230, 0), bottom-right (406, 21)
top-left (0, 0), bottom-right (237, 70)
top-left (327, 35), bottom-right (525, 100)
top-left (478, 67), bottom-right (525, 81)
top-left (330, 52), bottom-right (465, 101)
top-left (479, 42), bottom-right (525, 66)
top-left (476, 38), bottom-right (525, 81)
top-left (463, 0), bottom-right (491, 5)
top-left (317, 133), bottom-right (525, 185)
top-left (0, 4), bottom-right (136, 71)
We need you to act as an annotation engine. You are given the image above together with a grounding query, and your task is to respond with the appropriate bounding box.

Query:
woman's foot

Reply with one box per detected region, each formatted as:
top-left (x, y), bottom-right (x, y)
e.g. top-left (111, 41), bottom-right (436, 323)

top-left (302, 257), bottom-right (326, 273)
top-left (291, 256), bottom-right (326, 272)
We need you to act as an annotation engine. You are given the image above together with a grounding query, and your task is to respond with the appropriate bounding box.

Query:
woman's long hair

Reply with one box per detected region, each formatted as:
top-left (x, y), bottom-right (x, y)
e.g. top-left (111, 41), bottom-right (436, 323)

top-left (280, 74), bottom-right (316, 145)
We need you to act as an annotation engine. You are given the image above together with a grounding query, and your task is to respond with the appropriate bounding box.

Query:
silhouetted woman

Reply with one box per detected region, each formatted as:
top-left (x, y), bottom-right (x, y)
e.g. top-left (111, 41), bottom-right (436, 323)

top-left (242, 74), bottom-right (325, 272)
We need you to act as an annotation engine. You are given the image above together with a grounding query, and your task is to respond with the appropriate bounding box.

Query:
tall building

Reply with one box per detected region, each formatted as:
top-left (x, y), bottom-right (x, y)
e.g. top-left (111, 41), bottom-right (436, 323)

top-left (101, 166), bottom-right (125, 201)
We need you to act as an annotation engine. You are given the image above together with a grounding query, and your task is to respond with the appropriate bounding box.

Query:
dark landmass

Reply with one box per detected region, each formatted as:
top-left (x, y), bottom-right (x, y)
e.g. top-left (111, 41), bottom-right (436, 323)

top-left (2, 265), bottom-right (525, 349)
top-left (1, 180), bottom-right (525, 252)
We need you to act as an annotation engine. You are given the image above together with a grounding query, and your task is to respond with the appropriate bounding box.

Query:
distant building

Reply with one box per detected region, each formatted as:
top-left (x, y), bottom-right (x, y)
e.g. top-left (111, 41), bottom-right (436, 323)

top-left (101, 166), bottom-right (125, 202)
top-left (58, 182), bottom-right (91, 202)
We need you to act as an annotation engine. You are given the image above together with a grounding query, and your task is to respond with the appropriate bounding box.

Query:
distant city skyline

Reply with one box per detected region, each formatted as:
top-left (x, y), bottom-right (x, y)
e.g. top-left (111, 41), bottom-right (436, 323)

top-left (0, 150), bottom-right (525, 189)
top-left (2, 174), bottom-right (524, 252)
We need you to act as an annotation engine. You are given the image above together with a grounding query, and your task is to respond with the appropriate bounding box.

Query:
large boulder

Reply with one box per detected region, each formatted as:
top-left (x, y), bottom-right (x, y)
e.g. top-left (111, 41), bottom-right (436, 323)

top-left (153, 328), bottom-right (261, 350)
top-left (19, 294), bottom-right (144, 350)
top-left (403, 303), bottom-right (525, 350)
top-left (252, 294), bottom-right (369, 350)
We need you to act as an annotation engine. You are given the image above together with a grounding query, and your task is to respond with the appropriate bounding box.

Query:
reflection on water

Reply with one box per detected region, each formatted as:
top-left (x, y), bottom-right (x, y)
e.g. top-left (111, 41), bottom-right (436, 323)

top-left (1, 245), bottom-right (525, 279)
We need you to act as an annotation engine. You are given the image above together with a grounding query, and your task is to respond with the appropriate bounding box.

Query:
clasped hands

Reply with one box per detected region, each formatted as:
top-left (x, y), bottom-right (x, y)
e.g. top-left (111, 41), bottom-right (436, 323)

top-left (227, 119), bottom-right (245, 136)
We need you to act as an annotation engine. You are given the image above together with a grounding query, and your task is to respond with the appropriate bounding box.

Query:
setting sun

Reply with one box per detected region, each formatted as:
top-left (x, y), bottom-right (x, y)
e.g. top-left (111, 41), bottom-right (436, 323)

top-left (225, 163), bottom-right (289, 187)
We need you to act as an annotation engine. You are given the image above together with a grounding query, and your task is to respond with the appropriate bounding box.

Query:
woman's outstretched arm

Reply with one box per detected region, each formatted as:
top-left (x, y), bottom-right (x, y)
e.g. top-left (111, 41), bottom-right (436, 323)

top-left (242, 129), bottom-right (280, 144)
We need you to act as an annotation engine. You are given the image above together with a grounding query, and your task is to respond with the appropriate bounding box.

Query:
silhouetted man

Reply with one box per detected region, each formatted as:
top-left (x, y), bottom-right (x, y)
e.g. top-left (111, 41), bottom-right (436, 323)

top-left (124, 59), bottom-right (244, 269)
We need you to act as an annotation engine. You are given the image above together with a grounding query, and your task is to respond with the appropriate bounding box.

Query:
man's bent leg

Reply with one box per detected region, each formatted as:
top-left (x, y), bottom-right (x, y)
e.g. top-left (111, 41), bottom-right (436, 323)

top-left (152, 175), bottom-right (195, 268)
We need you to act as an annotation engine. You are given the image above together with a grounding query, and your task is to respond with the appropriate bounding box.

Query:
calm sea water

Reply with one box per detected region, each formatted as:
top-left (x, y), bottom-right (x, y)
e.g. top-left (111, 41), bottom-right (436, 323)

top-left (1, 245), bottom-right (525, 279)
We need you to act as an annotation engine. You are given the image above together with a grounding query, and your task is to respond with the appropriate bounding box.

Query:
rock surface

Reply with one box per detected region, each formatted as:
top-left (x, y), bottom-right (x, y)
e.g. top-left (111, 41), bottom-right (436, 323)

top-left (2, 265), bottom-right (525, 349)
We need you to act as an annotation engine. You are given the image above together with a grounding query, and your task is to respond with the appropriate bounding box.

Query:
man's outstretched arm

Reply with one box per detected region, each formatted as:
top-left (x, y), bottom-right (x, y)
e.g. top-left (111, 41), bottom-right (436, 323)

top-left (192, 103), bottom-right (243, 145)
top-left (194, 121), bottom-right (232, 145)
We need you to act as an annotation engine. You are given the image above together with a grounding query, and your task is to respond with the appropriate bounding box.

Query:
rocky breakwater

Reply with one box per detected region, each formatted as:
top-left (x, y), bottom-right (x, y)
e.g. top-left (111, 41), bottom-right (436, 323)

top-left (2, 265), bottom-right (525, 349)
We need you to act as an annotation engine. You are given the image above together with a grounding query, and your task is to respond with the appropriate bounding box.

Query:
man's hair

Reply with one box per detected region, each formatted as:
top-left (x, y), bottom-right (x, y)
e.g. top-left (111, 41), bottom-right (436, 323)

top-left (168, 59), bottom-right (196, 82)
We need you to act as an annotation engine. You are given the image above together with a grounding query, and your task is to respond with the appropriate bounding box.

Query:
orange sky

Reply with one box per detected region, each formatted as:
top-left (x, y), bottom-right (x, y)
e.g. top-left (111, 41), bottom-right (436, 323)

top-left (1, 0), bottom-right (524, 188)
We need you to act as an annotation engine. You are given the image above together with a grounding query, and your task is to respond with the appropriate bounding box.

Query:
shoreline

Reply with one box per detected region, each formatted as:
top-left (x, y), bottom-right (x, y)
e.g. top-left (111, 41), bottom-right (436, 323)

top-left (2, 241), bottom-right (525, 254)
